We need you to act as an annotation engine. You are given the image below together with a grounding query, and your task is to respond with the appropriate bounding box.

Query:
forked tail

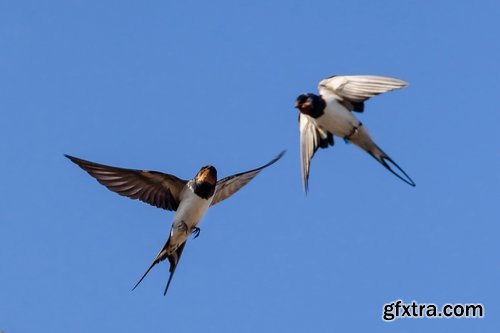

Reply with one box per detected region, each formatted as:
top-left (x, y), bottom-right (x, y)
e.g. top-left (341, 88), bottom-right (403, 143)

top-left (351, 126), bottom-right (415, 187)
top-left (132, 259), bottom-right (160, 292)
top-left (368, 146), bottom-right (416, 187)
top-left (132, 237), bottom-right (172, 293)
top-left (163, 241), bottom-right (186, 296)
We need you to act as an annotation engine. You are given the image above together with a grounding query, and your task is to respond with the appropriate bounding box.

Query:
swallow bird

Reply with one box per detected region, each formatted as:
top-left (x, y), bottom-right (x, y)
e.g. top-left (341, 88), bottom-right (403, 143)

top-left (295, 75), bottom-right (415, 192)
top-left (65, 151), bottom-right (285, 295)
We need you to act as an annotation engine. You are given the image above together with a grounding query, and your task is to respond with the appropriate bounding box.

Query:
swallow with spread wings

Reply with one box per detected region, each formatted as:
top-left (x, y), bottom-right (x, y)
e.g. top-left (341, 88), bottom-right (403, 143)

top-left (66, 151), bottom-right (285, 295)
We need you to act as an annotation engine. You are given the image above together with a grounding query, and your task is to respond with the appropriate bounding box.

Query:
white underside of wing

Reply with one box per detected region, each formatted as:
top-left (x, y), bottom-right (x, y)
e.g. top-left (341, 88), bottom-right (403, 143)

top-left (318, 75), bottom-right (408, 102)
top-left (299, 114), bottom-right (326, 190)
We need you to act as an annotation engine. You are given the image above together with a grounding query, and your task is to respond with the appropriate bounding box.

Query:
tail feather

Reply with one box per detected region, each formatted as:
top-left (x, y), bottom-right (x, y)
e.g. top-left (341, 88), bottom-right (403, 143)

top-left (163, 241), bottom-right (186, 296)
top-left (132, 236), bottom-right (173, 293)
top-left (131, 237), bottom-right (187, 296)
top-left (132, 260), bottom-right (159, 291)
top-left (369, 147), bottom-right (416, 187)
top-left (351, 126), bottom-right (415, 187)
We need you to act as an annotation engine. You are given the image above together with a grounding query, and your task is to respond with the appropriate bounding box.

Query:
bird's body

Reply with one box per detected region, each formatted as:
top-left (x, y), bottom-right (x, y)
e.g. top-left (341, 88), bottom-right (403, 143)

top-left (295, 75), bottom-right (415, 191)
top-left (310, 92), bottom-right (380, 158)
top-left (313, 93), bottom-right (361, 138)
top-left (65, 151), bottom-right (285, 295)
top-left (133, 175), bottom-right (217, 295)
top-left (170, 182), bottom-right (213, 246)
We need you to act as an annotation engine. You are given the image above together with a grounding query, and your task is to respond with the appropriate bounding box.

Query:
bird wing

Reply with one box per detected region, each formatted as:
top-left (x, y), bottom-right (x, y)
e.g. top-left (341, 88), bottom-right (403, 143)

top-left (65, 154), bottom-right (187, 211)
top-left (318, 75), bottom-right (407, 111)
top-left (299, 114), bottom-right (334, 193)
top-left (210, 150), bottom-right (286, 206)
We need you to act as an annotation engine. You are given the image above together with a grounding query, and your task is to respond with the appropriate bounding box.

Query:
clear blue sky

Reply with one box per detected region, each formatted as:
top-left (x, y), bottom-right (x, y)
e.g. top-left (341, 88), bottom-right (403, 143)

top-left (1, 1), bottom-right (499, 332)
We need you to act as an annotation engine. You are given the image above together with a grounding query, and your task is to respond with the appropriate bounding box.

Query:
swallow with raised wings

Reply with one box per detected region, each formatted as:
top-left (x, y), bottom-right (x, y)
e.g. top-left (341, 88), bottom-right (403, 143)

top-left (295, 75), bottom-right (415, 192)
top-left (65, 150), bottom-right (285, 295)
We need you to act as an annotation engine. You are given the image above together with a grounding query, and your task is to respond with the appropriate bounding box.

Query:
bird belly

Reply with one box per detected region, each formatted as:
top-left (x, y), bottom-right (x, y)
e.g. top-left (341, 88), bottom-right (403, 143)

top-left (169, 190), bottom-right (213, 247)
top-left (317, 99), bottom-right (360, 138)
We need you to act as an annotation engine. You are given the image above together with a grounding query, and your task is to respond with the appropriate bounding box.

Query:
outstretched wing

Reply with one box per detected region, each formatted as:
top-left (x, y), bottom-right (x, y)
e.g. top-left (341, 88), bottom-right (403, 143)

top-left (210, 150), bottom-right (286, 206)
top-left (299, 114), bottom-right (334, 193)
top-left (65, 154), bottom-right (187, 211)
top-left (318, 75), bottom-right (407, 112)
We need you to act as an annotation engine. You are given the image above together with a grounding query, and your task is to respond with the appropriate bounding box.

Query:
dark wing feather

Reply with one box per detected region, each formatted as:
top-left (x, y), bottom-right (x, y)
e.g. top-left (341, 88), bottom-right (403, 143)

top-left (65, 154), bottom-right (187, 211)
top-left (210, 150), bottom-right (286, 206)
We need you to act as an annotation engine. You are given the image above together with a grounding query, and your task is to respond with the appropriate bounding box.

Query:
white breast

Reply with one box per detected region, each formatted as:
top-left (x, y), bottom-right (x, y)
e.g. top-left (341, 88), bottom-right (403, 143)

top-left (163, 185), bottom-right (214, 253)
top-left (173, 186), bottom-right (213, 230)
top-left (317, 94), bottom-right (360, 138)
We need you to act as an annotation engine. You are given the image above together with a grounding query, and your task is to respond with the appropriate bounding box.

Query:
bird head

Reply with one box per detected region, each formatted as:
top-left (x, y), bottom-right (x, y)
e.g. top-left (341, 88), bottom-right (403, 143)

top-left (295, 93), bottom-right (326, 118)
top-left (195, 165), bottom-right (217, 186)
top-left (295, 93), bottom-right (315, 115)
